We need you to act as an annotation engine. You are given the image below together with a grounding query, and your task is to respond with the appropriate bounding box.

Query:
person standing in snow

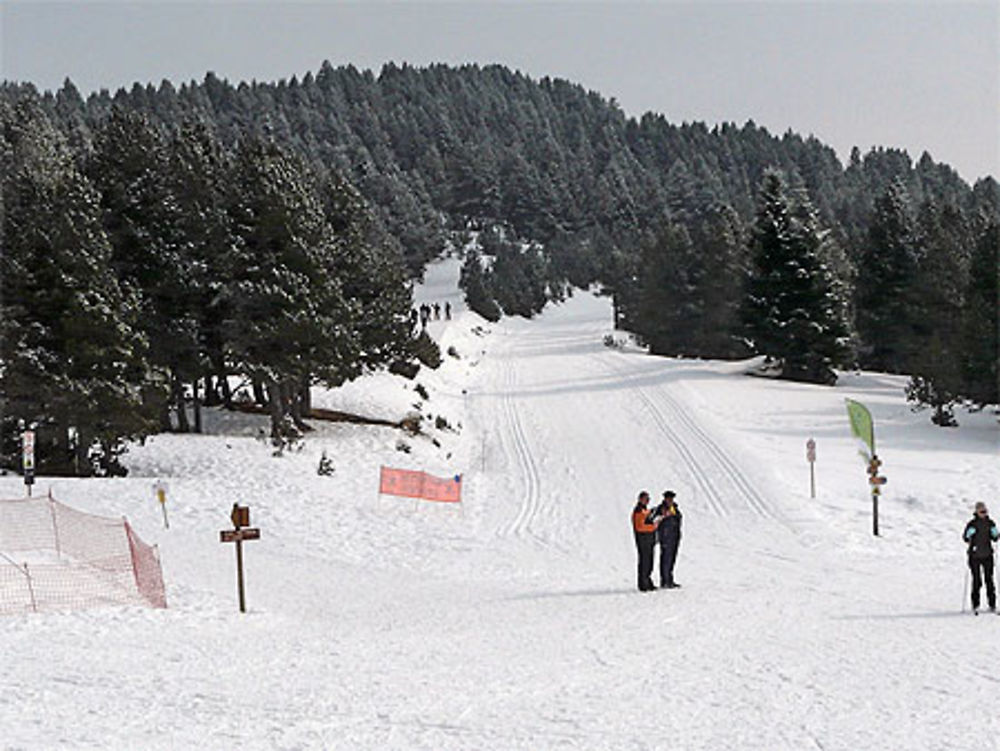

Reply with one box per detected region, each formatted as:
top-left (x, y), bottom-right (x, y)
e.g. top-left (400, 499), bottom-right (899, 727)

top-left (654, 490), bottom-right (683, 589)
top-left (632, 491), bottom-right (660, 592)
top-left (964, 501), bottom-right (999, 613)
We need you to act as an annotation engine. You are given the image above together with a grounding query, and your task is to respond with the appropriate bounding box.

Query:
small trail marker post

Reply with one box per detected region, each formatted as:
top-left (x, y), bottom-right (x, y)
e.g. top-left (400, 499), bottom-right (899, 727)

top-left (21, 423), bottom-right (35, 496)
top-left (806, 438), bottom-right (816, 499)
top-left (867, 455), bottom-right (887, 537)
top-left (154, 480), bottom-right (169, 529)
top-left (220, 503), bottom-right (260, 613)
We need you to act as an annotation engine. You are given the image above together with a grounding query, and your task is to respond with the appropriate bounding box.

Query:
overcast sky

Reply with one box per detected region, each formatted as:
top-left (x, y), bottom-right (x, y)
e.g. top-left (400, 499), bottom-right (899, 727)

top-left (2, 1), bottom-right (997, 183)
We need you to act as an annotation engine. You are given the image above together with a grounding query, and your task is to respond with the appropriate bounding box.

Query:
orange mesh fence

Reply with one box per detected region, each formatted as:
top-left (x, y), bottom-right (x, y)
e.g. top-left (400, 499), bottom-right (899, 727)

top-left (125, 521), bottom-right (167, 609)
top-left (0, 496), bottom-right (167, 615)
top-left (379, 466), bottom-right (462, 503)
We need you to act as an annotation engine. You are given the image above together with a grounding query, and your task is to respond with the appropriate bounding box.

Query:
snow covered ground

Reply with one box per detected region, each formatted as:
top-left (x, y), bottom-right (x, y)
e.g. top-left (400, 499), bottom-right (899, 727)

top-left (2, 256), bottom-right (998, 750)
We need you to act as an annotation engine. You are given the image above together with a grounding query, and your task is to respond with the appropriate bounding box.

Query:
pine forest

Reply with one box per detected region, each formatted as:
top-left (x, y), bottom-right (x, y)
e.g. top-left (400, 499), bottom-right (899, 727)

top-left (2, 62), bottom-right (997, 475)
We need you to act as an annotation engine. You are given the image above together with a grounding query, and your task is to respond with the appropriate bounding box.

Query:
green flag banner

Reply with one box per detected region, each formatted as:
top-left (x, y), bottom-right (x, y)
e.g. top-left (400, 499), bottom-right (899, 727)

top-left (845, 398), bottom-right (875, 457)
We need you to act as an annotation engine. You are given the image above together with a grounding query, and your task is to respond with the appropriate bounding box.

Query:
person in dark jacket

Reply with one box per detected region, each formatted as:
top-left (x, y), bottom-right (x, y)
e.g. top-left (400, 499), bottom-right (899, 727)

top-left (632, 491), bottom-right (659, 592)
top-left (964, 501), bottom-right (999, 613)
top-left (654, 490), bottom-right (683, 588)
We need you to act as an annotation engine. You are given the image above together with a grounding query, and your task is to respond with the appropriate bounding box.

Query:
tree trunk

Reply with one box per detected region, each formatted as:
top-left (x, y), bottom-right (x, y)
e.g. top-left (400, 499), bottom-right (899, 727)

top-left (289, 380), bottom-right (311, 432)
top-left (74, 428), bottom-right (91, 477)
top-left (299, 379), bottom-right (312, 415)
top-left (159, 395), bottom-right (173, 432)
top-left (172, 371), bottom-right (190, 433)
top-left (265, 376), bottom-right (285, 440)
top-left (203, 373), bottom-right (220, 407)
top-left (253, 376), bottom-right (267, 407)
top-left (192, 379), bottom-right (202, 434)
top-left (219, 370), bottom-right (232, 408)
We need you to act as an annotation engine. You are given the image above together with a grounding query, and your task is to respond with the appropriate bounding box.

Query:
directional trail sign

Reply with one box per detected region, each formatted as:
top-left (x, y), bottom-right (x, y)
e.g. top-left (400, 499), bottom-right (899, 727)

top-left (220, 503), bottom-right (260, 612)
top-left (220, 528), bottom-right (261, 543)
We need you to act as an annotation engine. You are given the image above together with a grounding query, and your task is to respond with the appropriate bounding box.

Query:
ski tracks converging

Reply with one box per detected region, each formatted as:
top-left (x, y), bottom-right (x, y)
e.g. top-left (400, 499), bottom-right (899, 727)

top-left (602, 351), bottom-right (784, 525)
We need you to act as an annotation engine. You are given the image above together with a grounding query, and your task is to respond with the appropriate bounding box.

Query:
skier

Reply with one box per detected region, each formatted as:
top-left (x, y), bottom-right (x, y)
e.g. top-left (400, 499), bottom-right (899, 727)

top-left (964, 501), bottom-right (999, 614)
top-left (631, 491), bottom-right (660, 592)
top-left (654, 490), bottom-right (683, 589)
top-left (445, 301), bottom-right (452, 320)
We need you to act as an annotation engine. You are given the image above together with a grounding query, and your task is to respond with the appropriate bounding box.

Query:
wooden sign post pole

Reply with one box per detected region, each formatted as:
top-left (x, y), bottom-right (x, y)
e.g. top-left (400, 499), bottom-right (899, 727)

top-left (235, 532), bottom-right (246, 613)
top-left (220, 503), bottom-right (260, 613)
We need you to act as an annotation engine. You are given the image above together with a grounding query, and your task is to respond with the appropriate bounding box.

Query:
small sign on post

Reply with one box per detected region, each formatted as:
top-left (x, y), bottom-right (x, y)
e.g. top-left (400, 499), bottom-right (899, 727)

top-left (22, 428), bottom-right (35, 496)
top-left (866, 455), bottom-right (887, 536)
top-left (220, 503), bottom-right (260, 613)
top-left (806, 438), bottom-right (816, 499)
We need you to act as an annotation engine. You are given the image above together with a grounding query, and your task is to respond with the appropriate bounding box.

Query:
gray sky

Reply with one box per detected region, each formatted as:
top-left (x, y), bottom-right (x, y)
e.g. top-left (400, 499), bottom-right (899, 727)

top-left (2, 1), bottom-right (997, 183)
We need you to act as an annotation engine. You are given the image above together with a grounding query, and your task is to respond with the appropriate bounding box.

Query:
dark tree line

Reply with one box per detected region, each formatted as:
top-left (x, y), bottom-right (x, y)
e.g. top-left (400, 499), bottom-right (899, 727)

top-left (2, 61), bottom-right (997, 445)
top-left (2, 99), bottom-right (414, 475)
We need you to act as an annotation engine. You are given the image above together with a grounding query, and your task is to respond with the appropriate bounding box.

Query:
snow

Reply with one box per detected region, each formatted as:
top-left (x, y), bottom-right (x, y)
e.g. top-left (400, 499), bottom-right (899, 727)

top-left (2, 255), bottom-right (998, 749)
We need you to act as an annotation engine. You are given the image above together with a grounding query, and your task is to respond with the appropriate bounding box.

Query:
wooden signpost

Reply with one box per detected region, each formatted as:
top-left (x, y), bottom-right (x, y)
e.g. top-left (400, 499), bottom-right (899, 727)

top-left (867, 455), bottom-right (887, 537)
top-left (220, 503), bottom-right (260, 613)
top-left (21, 426), bottom-right (35, 496)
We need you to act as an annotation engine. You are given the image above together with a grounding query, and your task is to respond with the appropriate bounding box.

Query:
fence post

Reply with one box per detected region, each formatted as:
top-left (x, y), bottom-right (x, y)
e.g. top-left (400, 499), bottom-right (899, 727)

top-left (23, 563), bottom-right (37, 613)
top-left (49, 497), bottom-right (61, 559)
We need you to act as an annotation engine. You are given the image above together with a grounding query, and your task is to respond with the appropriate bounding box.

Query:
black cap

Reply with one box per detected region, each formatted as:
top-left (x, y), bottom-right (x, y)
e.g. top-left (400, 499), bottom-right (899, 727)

top-left (663, 490), bottom-right (676, 498)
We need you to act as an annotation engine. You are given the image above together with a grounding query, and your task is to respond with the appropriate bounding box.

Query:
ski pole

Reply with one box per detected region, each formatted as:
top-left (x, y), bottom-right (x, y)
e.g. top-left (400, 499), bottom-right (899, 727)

top-left (962, 563), bottom-right (969, 614)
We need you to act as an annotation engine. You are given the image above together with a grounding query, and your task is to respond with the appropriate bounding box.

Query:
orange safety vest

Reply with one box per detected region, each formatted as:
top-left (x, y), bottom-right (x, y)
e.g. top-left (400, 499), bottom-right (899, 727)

top-left (632, 504), bottom-right (657, 534)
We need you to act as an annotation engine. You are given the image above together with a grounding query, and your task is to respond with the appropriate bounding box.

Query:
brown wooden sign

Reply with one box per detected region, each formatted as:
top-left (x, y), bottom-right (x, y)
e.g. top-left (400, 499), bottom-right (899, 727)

top-left (231, 504), bottom-right (250, 528)
top-left (220, 528), bottom-right (261, 543)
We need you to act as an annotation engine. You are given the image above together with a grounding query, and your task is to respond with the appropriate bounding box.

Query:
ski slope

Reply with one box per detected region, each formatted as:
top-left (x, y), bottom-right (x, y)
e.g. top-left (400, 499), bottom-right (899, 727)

top-left (1, 257), bottom-right (998, 750)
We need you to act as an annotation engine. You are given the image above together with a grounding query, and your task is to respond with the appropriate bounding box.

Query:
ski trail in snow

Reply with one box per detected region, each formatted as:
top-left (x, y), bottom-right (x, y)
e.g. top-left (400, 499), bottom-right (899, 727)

top-left (497, 336), bottom-right (546, 546)
top-left (599, 350), bottom-right (792, 528)
top-left (596, 353), bottom-right (727, 517)
top-left (647, 379), bottom-right (781, 522)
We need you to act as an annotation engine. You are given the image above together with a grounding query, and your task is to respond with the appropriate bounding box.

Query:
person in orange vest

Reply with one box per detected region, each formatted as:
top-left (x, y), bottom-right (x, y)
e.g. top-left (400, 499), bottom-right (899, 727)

top-left (632, 490), bottom-right (660, 592)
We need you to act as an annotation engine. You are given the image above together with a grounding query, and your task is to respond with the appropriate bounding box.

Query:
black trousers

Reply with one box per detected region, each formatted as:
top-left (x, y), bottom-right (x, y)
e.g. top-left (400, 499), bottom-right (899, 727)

top-left (969, 557), bottom-right (996, 609)
top-left (659, 535), bottom-right (680, 586)
top-left (635, 534), bottom-right (655, 591)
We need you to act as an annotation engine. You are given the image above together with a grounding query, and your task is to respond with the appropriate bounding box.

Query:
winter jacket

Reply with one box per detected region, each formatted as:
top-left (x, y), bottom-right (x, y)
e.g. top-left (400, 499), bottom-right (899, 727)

top-left (964, 515), bottom-right (999, 560)
top-left (654, 501), bottom-right (682, 544)
top-left (632, 503), bottom-right (657, 537)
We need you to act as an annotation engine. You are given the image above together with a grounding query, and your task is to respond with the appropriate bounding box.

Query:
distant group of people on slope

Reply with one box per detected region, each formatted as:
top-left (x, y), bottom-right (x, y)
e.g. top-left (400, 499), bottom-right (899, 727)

top-left (965, 501), bottom-right (999, 615)
top-left (412, 301), bottom-right (452, 331)
top-left (631, 490), bottom-right (683, 592)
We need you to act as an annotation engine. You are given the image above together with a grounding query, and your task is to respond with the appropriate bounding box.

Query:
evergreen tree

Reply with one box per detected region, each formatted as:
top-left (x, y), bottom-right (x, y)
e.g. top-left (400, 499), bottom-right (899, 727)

top-left (688, 203), bottom-right (748, 358)
top-left (224, 136), bottom-right (355, 439)
top-left (459, 247), bottom-right (501, 322)
top-left (634, 222), bottom-right (695, 355)
top-left (483, 227), bottom-right (548, 317)
top-left (740, 170), bottom-right (850, 384)
top-left (960, 216), bottom-right (999, 407)
top-left (86, 108), bottom-right (198, 431)
top-left (1, 98), bottom-right (157, 475)
top-left (904, 200), bottom-right (970, 425)
top-left (166, 117), bottom-right (239, 416)
top-left (315, 167), bottom-right (414, 378)
top-left (855, 180), bottom-right (920, 373)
